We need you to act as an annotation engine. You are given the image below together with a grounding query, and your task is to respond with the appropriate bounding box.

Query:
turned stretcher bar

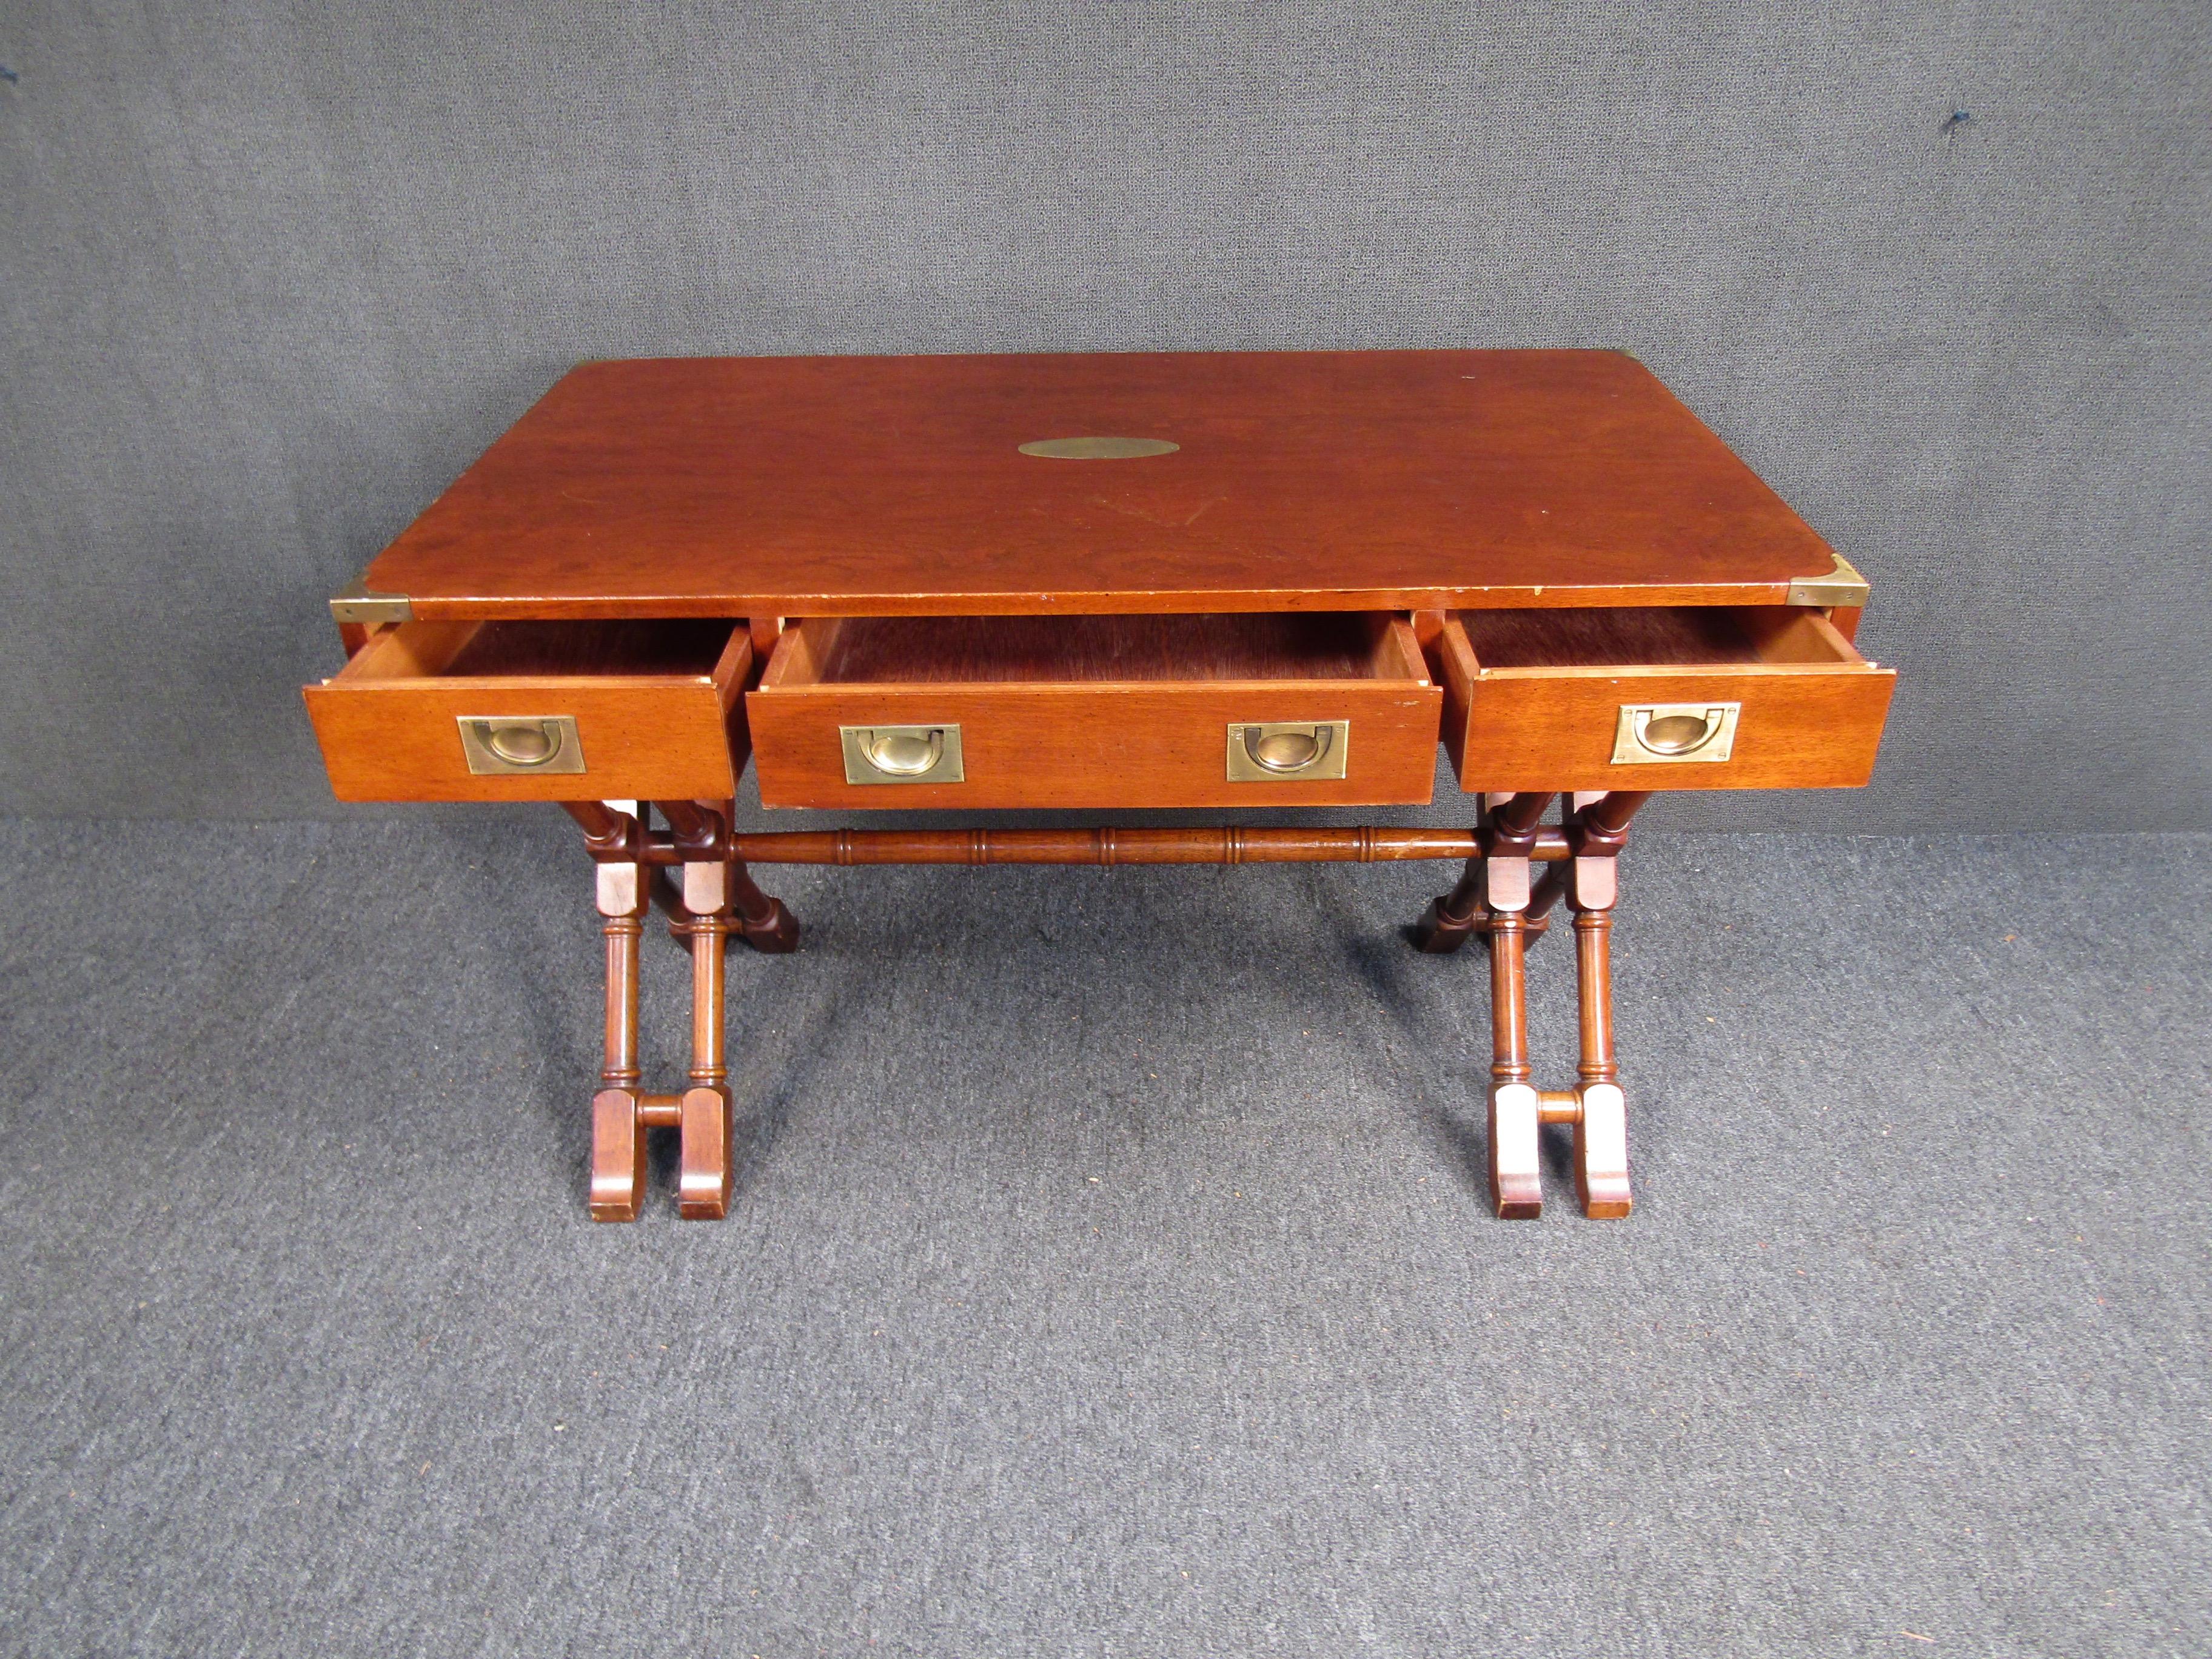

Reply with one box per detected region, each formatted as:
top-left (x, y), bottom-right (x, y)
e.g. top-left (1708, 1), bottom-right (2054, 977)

top-left (563, 810), bottom-right (1581, 868)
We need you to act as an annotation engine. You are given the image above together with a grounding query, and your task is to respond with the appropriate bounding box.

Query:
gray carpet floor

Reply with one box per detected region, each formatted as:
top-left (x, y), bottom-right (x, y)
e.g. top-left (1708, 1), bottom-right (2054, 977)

top-left (0, 819), bottom-right (2205, 1658)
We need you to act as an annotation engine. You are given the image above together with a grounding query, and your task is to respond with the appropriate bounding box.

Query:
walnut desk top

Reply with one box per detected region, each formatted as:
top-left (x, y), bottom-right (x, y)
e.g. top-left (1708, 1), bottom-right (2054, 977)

top-left (308, 349), bottom-right (1894, 1225)
top-left (338, 349), bottom-right (1865, 622)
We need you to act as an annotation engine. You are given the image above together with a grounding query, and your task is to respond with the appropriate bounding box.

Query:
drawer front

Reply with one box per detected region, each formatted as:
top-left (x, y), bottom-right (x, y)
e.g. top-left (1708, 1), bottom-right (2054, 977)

top-left (748, 682), bottom-right (1441, 809)
top-left (306, 669), bottom-right (750, 804)
top-left (1438, 622), bottom-right (1894, 793)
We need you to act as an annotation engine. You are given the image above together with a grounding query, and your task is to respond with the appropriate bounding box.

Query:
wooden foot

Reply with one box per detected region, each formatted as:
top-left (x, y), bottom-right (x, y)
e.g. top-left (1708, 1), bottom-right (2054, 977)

top-left (589, 1088), bottom-right (648, 1222)
top-left (734, 894), bottom-right (800, 954)
top-left (1489, 1083), bottom-right (1543, 1218)
top-left (1415, 845), bottom-right (1487, 953)
top-left (1575, 1083), bottom-right (1632, 1219)
top-left (1414, 891), bottom-right (1483, 953)
top-left (728, 853), bottom-right (800, 951)
top-left (677, 1085), bottom-right (733, 1219)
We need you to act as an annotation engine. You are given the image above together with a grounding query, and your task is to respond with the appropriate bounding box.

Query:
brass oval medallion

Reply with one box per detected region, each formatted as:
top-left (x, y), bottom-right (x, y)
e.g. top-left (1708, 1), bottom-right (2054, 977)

top-left (1018, 436), bottom-right (1179, 460)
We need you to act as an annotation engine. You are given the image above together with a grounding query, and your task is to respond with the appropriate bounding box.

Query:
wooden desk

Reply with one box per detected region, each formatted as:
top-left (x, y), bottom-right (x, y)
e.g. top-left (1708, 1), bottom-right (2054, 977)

top-left (304, 350), bottom-right (1894, 1222)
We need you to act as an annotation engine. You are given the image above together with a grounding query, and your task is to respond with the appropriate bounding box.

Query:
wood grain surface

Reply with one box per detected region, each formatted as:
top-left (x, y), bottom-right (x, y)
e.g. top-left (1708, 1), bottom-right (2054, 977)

top-left (355, 350), bottom-right (1848, 617)
top-left (812, 612), bottom-right (1396, 683)
top-left (1455, 605), bottom-right (1766, 669)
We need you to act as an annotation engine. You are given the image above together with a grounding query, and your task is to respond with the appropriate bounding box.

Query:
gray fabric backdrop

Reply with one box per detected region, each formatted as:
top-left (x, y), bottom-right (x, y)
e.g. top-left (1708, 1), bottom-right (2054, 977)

top-left (1, 2), bottom-right (2206, 829)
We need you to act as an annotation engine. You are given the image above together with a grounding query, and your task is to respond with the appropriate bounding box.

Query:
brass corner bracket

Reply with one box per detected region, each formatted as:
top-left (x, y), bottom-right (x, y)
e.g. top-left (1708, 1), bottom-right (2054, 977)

top-left (329, 578), bottom-right (413, 625)
top-left (1786, 552), bottom-right (1869, 610)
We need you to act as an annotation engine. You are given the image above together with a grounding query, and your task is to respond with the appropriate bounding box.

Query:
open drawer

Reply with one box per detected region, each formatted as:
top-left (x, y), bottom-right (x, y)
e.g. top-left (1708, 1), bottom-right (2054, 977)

top-left (304, 619), bottom-right (752, 802)
top-left (1435, 606), bottom-right (1894, 791)
top-left (747, 614), bottom-right (1443, 809)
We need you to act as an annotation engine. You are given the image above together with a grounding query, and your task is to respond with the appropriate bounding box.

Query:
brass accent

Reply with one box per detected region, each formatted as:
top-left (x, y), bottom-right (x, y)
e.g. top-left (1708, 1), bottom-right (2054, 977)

top-left (458, 715), bottom-right (586, 775)
top-left (329, 578), bottom-right (414, 625)
top-left (1785, 552), bottom-right (1869, 609)
top-left (840, 724), bottom-right (964, 785)
top-left (1610, 702), bottom-right (1740, 765)
top-left (1224, 720), bottom-right (1350, 782)
top-left (1018, 436), bottom-right (1180, 460)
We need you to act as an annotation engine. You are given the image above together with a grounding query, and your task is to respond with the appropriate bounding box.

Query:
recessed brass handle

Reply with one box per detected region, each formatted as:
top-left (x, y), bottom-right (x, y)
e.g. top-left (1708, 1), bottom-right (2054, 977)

top-left (863, 729), bottom-right (942, 775)
top-left (839, 725), bottom-right (965, 785)
top-left (1245, 724), bottom-right (1329, 773)
top-left (458, 715), bottom-right (586, 776)
top-left (490, 724), bottom-right (558, 765)
top-left (1637, 709), bottom-right (1720, 754)
top-left (1225, 721), bottom-right (1351, 782)
top-left (1611, 703), bottom-right (1741, 765)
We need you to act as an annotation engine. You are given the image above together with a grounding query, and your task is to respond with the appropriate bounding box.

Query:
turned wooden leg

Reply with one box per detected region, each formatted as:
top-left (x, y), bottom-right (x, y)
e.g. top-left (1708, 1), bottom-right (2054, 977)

top-left (1416, 795), bottom-right (1510, 952)
top-left (1518, 862), bottom-right (1566, 943)
top-left (728, 858), bottom-right (800, 954)
top-left (1478, 795), bottom-right (1553, 1219)
top-left (589, 858), bottom-right (651, 1222)
top-left (659, 798), bottom-right (800, 954)
top-left (568, 801), bottom-right (786, 1221)
top-left (1413, 854), bottom-right (1487, 953)
top-left (1418, 794), bottom-right (1567, 954)
top-left (1485, 850), bottom-right (1543, 1220)
top-left (1418, 862), bottom-right (1563, 952)
top-left (674, 860), bottom-right (735, 1220)
top-left (1569, 852), bottom-right (1632, 1219)
top-left (1496, 796), bottom-right (1574, 947)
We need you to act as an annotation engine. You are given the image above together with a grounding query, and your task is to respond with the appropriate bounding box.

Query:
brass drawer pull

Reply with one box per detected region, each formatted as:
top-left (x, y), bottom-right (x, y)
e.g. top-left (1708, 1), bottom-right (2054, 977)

top-left (1612, 703), bottom-right (1741, 764)
top-left (840, 724), bottom-right (965, 785)
top-left (1247, 725), bottom-right (1327, 772)
top-left (458, 715), bottom-right (586, 775)
top-left (1225, 721), bottom-right (1350, 782)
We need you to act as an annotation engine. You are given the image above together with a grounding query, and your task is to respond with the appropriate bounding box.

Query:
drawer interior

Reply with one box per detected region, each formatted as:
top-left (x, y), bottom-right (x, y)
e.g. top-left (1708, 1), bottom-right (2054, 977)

top-left (767, 612), bottom-right (1429, 688)
top-left (1453, 606), bottom-right (1863, 671)
top-left (342, 618), bottom-right (744, 683)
